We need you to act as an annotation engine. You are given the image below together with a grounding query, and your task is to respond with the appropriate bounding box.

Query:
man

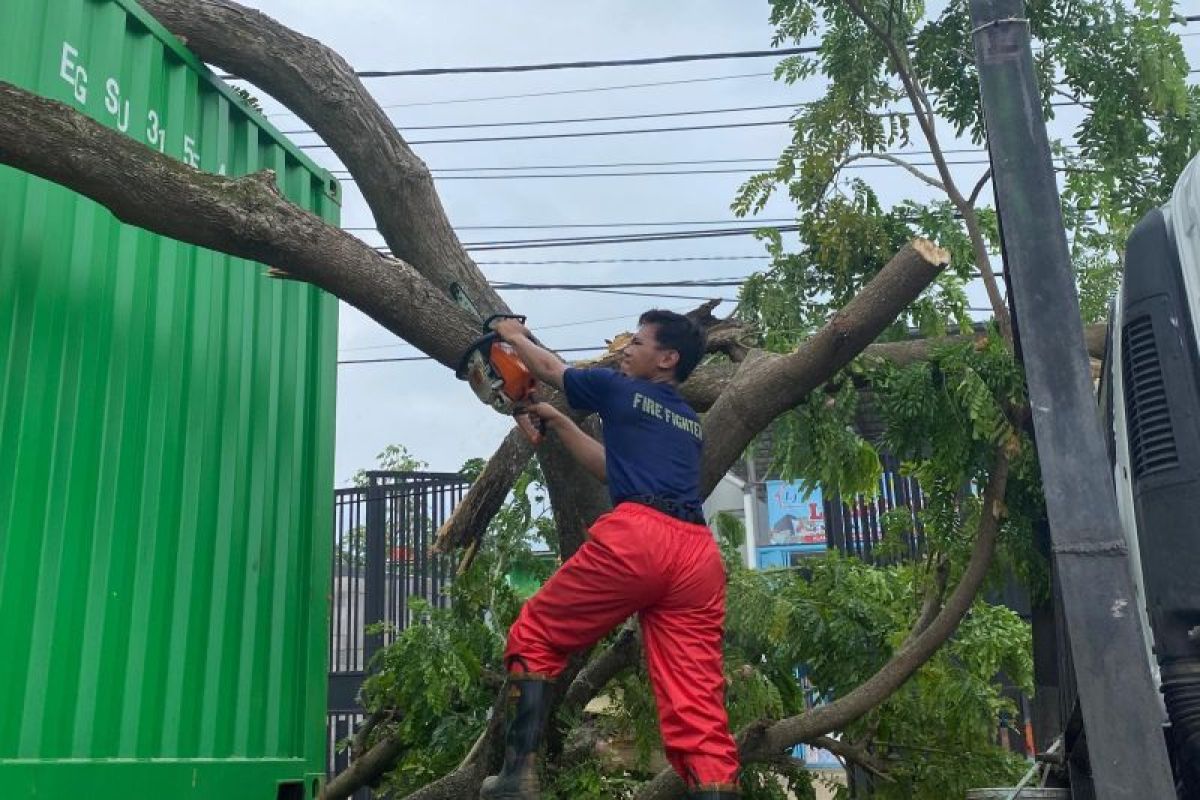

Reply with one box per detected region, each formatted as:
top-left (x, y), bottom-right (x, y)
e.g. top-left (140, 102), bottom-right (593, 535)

top-left (480, 310), bottom-right (740, 800)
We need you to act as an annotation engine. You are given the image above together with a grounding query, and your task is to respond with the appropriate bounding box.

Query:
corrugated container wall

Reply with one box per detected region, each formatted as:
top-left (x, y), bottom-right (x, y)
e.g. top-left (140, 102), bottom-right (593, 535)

top-left (0, 1), bottom-right (340, 798)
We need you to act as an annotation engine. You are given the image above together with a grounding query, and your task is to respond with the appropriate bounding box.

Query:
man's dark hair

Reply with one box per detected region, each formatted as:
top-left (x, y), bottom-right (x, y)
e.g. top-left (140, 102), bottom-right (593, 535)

top-left (639, 309), bottom-right (705, 382)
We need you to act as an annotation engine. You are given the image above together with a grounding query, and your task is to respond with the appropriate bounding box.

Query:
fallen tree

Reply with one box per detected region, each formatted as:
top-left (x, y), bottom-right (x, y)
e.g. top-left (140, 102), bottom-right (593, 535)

top-left (3, 0), bottom-right (1167, 796)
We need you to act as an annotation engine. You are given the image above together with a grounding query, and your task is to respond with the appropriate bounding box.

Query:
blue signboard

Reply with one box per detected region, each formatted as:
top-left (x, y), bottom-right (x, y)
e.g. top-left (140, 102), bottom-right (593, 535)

top-left (797, 740), bottom-right (842, 769)
top-left (765, 480), bottom-right (827, 552)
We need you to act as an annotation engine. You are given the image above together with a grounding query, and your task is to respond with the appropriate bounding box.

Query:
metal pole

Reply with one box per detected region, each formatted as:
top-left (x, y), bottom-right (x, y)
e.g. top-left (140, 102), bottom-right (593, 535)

top-left (968, 1), bottom-right (1174, 795)
top-left (742, 453), bottom-right (758, 569)
top-left (364, 474), bottom-right (386, 665)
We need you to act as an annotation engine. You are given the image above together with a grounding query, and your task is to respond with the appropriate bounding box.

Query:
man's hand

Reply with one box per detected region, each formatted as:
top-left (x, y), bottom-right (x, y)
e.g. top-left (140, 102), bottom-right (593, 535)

top-left (525, 403), bottom-right (606, 483)
top-left (525, 402), bottom-right (568, 432)
top-left (488, 318), bottom-right (567, 390)
top-left (491, 317), bottom-right (533, 344)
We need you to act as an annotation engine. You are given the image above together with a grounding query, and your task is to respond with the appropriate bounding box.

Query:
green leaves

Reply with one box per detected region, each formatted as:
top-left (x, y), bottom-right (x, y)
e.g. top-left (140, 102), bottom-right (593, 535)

top-left (722, 552), bottom-right (1031, 799)
top-left (355, 458), bottom-right (558, 796)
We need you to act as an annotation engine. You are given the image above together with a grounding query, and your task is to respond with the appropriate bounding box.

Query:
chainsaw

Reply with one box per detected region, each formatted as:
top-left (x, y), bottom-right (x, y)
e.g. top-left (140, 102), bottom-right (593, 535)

top-left (455, 314), bottom-right (546, 444)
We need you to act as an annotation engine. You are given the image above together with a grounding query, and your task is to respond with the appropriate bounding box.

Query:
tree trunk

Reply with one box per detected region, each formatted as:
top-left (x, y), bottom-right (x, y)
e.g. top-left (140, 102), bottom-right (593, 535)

top-left (699, 239), bottom-right (949, 493)
top-left (0, 81), bottom-right (480, 368)
top-left (0, 4), bottom-right (1024, 797)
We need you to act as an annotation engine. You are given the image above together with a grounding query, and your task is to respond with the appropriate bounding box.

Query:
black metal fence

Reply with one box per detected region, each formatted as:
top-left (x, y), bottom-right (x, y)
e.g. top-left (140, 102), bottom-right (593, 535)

top-left (327, 471), bottom-right (470, 793)
top-left (823, 454), bottom-right (926, 564)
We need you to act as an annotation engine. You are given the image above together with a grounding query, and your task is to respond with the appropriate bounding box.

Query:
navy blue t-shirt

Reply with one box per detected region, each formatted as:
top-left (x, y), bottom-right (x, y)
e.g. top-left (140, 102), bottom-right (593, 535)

top-left (562, 367), bottom-right (703, 509)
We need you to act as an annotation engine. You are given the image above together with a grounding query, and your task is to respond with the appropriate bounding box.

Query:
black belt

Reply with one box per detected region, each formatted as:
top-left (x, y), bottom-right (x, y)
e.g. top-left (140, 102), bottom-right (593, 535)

top-left (619, 494), bottom-right (706, 525)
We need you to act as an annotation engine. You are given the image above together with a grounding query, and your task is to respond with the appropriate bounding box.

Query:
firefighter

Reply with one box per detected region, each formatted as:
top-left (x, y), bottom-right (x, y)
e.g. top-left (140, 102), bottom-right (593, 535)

top-left (480, 309), bottom-right (740, 800)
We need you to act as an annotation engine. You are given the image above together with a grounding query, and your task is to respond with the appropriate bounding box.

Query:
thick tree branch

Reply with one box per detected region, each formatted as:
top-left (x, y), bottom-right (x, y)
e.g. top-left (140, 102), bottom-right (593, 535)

top-left (633, 452), bottom-right (1010, 800)
top-left (679, 321), bottom-right (1106, 414)
top-left (699, 239), bottom-right (950, 494)
top-left (561, 624), bottom-right (642, 717)
top-left (435, 429), bottom-right (534, 556)
top-left (322, 731), bottom-right (405, 800)
top-left (0, 81), bottom-right (483, 368)
top-left (139, 0), bottom-right (506, 318)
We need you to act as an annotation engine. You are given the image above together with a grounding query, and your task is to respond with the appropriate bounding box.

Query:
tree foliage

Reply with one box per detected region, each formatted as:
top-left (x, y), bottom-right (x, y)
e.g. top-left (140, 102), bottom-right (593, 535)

top-left (341, 2), bottom-right (1194, 796)
top-left (5, 0), bottom-right (1192, 796)
top-left (346, 1), bottom-right (1196, 796)
top-left (721, 0), bottom-right (1196, 794)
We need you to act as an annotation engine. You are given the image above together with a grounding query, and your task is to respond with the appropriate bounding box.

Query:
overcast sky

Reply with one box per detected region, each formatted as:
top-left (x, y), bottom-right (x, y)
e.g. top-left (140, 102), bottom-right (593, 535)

top-left (221, 1), bottom-right (1183, 485)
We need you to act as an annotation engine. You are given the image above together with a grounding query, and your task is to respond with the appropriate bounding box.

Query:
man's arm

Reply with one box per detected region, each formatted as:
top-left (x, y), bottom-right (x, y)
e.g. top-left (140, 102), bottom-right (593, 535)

top-left (492, 318), bottom-right (566, 390)
top-left (527, 403), bottom-right (606, 483)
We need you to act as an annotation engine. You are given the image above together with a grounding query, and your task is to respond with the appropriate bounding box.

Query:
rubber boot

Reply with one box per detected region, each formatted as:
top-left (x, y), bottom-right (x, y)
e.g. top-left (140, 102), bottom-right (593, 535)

top-left (479, 677), bottom-right (550, 800)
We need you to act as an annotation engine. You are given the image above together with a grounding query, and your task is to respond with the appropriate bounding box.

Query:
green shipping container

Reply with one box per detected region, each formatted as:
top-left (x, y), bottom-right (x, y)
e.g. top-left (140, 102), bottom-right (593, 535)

top-left (0, 1), bottom-right (340, 798)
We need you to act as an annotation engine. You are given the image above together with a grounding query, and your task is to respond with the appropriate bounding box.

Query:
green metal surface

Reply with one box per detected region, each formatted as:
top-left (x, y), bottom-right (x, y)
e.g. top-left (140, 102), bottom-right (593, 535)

top-left (0, 1), bottom-right (340, 797)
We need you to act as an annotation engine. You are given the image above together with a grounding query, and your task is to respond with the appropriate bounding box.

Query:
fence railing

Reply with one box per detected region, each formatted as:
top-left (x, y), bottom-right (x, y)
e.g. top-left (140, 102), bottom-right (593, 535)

top-left (327, 471), bottom-right (470, 793)
top-left (824, 454), bottom-right (926, 565)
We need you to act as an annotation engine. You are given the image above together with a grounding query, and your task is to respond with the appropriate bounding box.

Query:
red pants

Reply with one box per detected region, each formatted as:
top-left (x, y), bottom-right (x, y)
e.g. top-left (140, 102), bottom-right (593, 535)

top-left (505, 502), bottom-right (740, 787)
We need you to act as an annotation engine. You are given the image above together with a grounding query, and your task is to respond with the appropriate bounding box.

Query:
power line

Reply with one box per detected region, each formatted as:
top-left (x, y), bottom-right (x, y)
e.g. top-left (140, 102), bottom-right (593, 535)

top-left (352, 47), bottom-right (818, 78)
top-left (339, 155), bottom-right (1070, 187)
top-left (369, 186), bottom-right (1090, 252)
top-left (492, 278), bottom-right (748, 290)
top-left (338, 304), bottom-right (699, 353)
top-left (451, 225), bottom-right (801, 252)
top-left (332, 158), bottom-right (776, 177)
top-left (300, 102), bottom-right (1083, 148)
top-left (338, 307), bottom-right (696, 352)
top-left (412, 158), bottom-right (1017, 180)
top-left (265, 14), bottom-right (1200, 118)
top-left (265, 72), bottom-right (775, 117)
top-left (338, 344), bottom-right (607, 365)
top-left (282, 102), bottom-right (798, 136)
top-left (264, 14), bottom-right (1200, 85)
top-left (300, 118), bottom-right (791, 148)
top-left (343, 217), bottom-right (794, 232)
top-left (509, 287), bottom-right (737, 301)
top-left (338, 304), bottom-right (997, 365)
top-left (331, 145), bottom-right (1016, 176)
top-left (476, 255), bottom-right (774, 265)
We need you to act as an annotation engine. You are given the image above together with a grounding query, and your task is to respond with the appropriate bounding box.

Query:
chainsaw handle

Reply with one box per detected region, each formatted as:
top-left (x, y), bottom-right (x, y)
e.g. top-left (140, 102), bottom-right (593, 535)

top-left (485, 314), bottom-right (547, 349)
top-left (514, 393), bottom-right (547, 445)
top-left (515, 410), bottom-right (545, 445)
top-left (483, 313), bottom-right (526, 328)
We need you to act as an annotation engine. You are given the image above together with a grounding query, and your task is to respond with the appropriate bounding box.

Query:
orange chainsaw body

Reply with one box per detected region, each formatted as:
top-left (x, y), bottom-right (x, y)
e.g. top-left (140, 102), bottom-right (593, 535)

top-left (456, 315), bottom-right (545, 444)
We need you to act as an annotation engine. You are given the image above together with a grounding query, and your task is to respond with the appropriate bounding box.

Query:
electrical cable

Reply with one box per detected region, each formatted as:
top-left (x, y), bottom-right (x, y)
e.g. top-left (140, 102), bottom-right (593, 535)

top-left (330, 145), bottom-right (1034, 177)
top-left (351, 47), bottom-right (819, 78)
top-left (298, 102), bottom-right (1082, 148)
top-left (299, 118), bottom-right (792, 148)
top-left (281, 102), bottom-right (800, 135)
top-left (366, 224), bottom-right (801, 253)
top-left (338, 303), bottom-right (1002, 364)
top-left (338, 344), bottom-right (607, 365)
top-left (411, 158), bottom-right (1026, 179)
top-left (491, 278), bottom-right (748, 289)
top-left (265, 15), bottom-right (1200, 81)
top-left (475, 255), bottom-right (774, 265)
top-left (338, 304), bottom-right (698, 353)
top-left (265, 72), bottom-right (776, 117)
top-left (543, 287), bottom-right (738, 300)
top-left (343, 218), bottom-right (794, 232)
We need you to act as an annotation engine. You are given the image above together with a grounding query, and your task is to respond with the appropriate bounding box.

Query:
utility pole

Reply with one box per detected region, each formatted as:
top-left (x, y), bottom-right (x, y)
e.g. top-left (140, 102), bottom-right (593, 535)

top-left (969, 1), bottom-right (1175, 796)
